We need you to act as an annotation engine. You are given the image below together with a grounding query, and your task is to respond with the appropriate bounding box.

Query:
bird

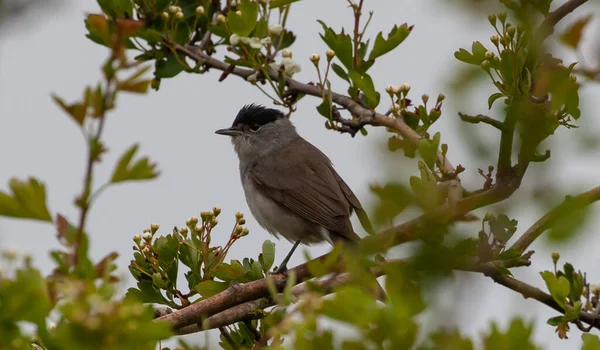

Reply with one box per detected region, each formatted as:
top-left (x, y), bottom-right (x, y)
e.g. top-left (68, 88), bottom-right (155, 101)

top-left (215, 104), bottom-right (383, 298)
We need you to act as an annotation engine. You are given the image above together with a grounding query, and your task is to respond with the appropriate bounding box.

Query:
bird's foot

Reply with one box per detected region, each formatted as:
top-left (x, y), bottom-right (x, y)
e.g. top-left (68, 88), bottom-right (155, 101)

top-left (270, 263), bottom-right (289, 276)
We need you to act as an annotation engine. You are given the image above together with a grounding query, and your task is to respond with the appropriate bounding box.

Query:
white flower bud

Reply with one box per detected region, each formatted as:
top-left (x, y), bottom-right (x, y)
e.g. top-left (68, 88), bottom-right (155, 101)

top-left (133, 234), bottom-right (141, 243)
top-left (150, 223), bottom-right (159, 232)
top-left (217, 14), bottom-right (226, 23)
top-left (281, 48), bottom-right (292, 58)
top-left (175, 11), bottom-right (184, 20)
top-left (310, 53), bottom-right (320, 63)
top-left (392, 85), bottom-right (401, 94)
top-left (230, 34), bottom-right (240, 46)
top-left (485, 51), bottom-right (495, 59)
top-left (160, 12), bottom-right (169, 21)
top-left (236, 10), bottom-right (242, 16)
top-left (143, 232), bottom-right (152, 241)
top-left (169, 6), bottom-right (179, 13)
top-left (196, 6), bottom-right (205, 15)
top-left (391, 103), bottom-right (401, 112)
top-left (385, 85), bottom-right (394, 94)
top-left (142, 246), bottom-right (150, 254)
top-left (400, 83), bottom-right (411, 93)
top-left (269, 24), bottom-right (283, 35)
top-left (326, 49), bottom-right (335, 59)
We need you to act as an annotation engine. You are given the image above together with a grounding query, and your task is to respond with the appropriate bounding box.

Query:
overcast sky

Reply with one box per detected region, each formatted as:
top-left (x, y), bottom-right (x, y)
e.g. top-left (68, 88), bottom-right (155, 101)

top-left (1, 0), bottom-right (600, 348)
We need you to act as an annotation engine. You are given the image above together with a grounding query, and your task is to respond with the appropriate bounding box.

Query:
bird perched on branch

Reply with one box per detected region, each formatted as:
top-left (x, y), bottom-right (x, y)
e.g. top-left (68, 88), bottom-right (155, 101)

top-left (216, 104), bottom-right (384, 299)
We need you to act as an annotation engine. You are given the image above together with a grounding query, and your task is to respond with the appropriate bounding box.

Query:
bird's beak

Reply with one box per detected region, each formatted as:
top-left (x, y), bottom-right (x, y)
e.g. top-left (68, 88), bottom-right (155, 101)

top-left (215, 127), bottom-right (242, 136)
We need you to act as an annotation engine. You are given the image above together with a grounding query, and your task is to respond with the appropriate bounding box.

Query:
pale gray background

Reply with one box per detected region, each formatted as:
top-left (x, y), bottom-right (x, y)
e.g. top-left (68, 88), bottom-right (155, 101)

top-left (1, 0), bottom-right (600, 348)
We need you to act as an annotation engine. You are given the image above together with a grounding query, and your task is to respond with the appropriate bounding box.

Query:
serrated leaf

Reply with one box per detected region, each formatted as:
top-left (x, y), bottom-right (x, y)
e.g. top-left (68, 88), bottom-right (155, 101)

top-left (0, 178), bottom-right (52, 222)
top-left (52, 94), bottom-right (87, 126)
top-left (110, 144), bottom-right (159, 184)
top-left (85, 14), bottom-right (110, 47)
top-left (228, 0), bottom-right (258, 36)
top-left (348, 71), bottom-right (380, 108)
top-left (454, 48), bottom-right (477, 65)
top-left (368, 23), bottom-right (412, 60)
top-left (540, 271), bottom-right (570, 309)
top-left (317, 20), bottom-right (353, 70)
top-left (195, 280), bottom-right (229, 298)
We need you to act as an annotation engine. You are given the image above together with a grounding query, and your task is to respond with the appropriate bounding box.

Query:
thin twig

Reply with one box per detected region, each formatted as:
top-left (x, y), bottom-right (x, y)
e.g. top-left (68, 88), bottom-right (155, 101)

top-left (458, 112), bottom-right (505, 131)
top-left (510, 185), bottom-right (600, 253)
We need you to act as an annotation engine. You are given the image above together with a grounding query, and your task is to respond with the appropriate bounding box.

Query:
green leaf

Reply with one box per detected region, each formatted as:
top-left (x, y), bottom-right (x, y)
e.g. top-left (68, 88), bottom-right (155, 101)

top-left (195, 280), bottom-right (229, 298)
top-left (261, 240), bottom-right (276, 273)
top-left (540, 271), bottom-right (570, 309)
top-left (317, 20), bottom-right (353, 70)
top-left (126, 281), bottom-right (171, 306)
top-left (0, 265), bottom-right (52, 326)
top-left (213, 261), bottom-right (245, 281)
top-left (0, 178), bottom-right (52, 222)
top-left (368, 23), bottom-right (412, 60)
top-left (228, 0), bottom-right (258, 36)
top-left (110, 144), bottom-right (159, 184)
top-left (348, 71), bottom-right (380, 108)
top-left (582, 334), bottom-right (600, 350)
top-left (417, 134), bottom-right (439, 170)
top-left (370, 183), bottom-right (413, 225)
top-left (316, 94), bottom-right (333, 119)
top-left (331, 63), bottom-right (349, 82)
top-left (154, 54), bottom-right (185, 79)
top-left (272, 30), bottom-right (296, 50)
top-left (98, 0), bottom-right (133, 19)
top-left (269, 0), bottom-right (301, 9)
top-left (546, 315), bottom-right (565, 326)
top-left (483, 318), bottom-right (539, 350)
top-left (454, 48), bottom-right (477, 65)
top-left (488, 93), bottom-right (504, 110)
top-left (496, 248), bottom-right (521, 260)
top-left (563, 263), bottom-right (584, 302)
top-left (488, 214), bottom-right (518, 244)
top-left (52, 94), bottom-right (86, 126)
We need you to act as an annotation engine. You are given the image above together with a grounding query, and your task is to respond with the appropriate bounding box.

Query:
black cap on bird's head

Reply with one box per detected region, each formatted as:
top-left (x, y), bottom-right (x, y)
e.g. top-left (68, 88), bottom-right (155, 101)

top-left (216, 104), bottom-right (285, 136)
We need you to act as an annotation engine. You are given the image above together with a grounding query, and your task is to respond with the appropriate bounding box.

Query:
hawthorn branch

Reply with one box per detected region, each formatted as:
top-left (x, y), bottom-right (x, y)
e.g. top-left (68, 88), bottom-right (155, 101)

top-left (510, 185), bottom-right (600, 253)
top-left (176, 269), bottom-right (379, 335)
top-left (173, 43), bottom-right (461, 182)
top-left (537, 0), bottom-right (589, 39)
top-left (491, 274), bottom-right (600, 331)
top-left (458, 113), bottom-right (505, 131)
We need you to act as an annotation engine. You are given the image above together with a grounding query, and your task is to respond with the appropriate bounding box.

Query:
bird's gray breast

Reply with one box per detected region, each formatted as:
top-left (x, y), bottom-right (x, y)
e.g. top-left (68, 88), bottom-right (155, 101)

top-left (240, 172), bottom-right (330, 244)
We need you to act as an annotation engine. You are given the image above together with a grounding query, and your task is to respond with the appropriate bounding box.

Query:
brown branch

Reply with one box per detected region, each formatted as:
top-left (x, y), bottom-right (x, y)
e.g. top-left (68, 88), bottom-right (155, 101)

top-left (176, 269), bottom-right (374, 335)
top-left (510, 185), bottom-right (600, 253)
top-left (537, 0), bottom-right (589, 39)
top-left (458, 112), bottom-right (505, 131)
top-left (491, 274), bottom-right (600, 330)
top-left (174, 43), bottom-right (461, 182)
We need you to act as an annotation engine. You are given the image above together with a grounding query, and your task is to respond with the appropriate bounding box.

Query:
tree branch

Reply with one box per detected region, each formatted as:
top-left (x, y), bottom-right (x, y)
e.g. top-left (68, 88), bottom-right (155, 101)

top-left (176, 269), bottom-right (380, 335)
top-left (510, 185), bottom-right (600, 253)
top-left (491, 274), bottom-right (600, 330)
top-left (538, 0), bottom-right (589, 39)
top-left (174, 43), bottom-right (461, 183)
top-left (458, 113), bottom-right (505, 131)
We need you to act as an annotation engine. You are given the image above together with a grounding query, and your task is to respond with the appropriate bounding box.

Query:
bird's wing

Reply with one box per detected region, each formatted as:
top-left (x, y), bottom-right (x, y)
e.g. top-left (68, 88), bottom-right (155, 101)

top-left (248, 138), bottom-right (360, 241)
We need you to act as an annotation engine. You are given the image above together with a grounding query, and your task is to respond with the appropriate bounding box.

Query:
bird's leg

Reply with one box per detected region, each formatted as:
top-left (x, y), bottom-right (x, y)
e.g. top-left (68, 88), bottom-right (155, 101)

top-left (272, 240), bottom-right (301, 274)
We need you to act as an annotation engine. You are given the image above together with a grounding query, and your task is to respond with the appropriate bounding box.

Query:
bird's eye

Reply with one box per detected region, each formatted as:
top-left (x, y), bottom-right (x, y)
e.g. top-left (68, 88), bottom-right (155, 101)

top-left (249, 124), bottom-right (262, 132)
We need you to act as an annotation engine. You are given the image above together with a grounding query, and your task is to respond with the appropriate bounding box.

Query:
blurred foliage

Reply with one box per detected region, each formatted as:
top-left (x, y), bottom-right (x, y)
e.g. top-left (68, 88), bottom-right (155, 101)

top-left (1, 0), bottom-right (600, 349)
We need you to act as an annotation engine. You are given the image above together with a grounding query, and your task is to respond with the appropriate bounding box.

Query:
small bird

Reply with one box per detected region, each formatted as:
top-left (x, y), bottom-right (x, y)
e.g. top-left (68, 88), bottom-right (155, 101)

top-left (215, 104), bottom-right (377, 276)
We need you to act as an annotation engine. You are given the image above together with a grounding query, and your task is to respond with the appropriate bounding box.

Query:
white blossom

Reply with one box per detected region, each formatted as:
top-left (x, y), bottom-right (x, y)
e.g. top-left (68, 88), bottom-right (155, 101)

top-left (268, 24), bottom-right (283, 35)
